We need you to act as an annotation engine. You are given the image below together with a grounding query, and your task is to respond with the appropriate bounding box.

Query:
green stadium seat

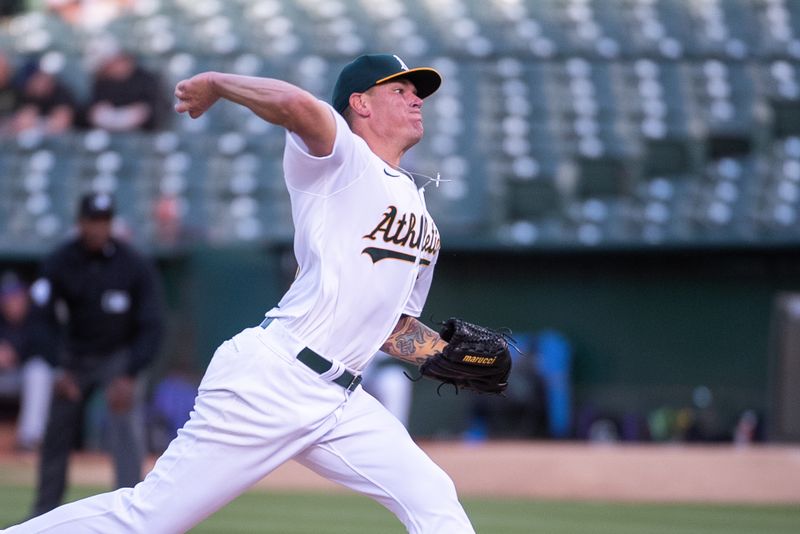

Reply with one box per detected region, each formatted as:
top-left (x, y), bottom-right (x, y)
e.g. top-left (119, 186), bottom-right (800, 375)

top-left (504, 174), bottom-right (562, 222)
top-left (641, 137), bottom-right (702, 177)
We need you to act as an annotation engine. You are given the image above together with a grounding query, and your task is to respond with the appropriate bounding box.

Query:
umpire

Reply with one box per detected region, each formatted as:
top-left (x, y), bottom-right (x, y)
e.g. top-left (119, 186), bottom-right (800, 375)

top-left (29, 192), bottom-right (164, 517)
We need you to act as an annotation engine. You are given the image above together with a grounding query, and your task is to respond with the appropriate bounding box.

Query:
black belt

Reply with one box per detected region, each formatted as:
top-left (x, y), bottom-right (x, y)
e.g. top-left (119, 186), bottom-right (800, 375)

top-left (259, 318), bottom-right (362, 393)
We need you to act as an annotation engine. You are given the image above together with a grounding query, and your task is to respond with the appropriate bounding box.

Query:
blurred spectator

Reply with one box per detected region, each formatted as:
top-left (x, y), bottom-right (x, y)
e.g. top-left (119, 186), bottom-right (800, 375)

top-left (11, 57), bottom-right (78, 137)
top-left (361, 350), bottom-right (413, 427)
top-left (85, 46), bottom-right (165, 132)
top-left (733, 409), bottom-right (762, 446)
top-left (0, 0), bottom-right (25, 18)
top-left (47, 0), bottom-right (133, 30)
top-left (147, 369), bottom-right (198, 454)
top-left (153, 194), bottom-right (183, 246)
top-left (0, 271), bottom-right (54, 452)
top-left (29, 192), bottom-right (165, 517)
top-left (0, 51), bottom-right (21, 135)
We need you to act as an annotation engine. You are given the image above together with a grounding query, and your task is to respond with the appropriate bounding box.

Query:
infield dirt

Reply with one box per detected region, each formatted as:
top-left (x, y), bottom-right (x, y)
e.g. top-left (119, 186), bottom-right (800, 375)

top-left (1, 423), bottom-right (798, 504)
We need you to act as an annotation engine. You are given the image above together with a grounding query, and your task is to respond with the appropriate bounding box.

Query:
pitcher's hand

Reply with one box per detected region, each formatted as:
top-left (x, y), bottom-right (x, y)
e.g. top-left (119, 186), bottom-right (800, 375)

top-left (175, 72), bottom-right (219, 118)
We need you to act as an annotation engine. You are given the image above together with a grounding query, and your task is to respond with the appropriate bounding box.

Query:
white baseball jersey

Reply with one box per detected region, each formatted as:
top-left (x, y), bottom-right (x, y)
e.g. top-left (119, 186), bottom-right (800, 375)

top-left (264, 102), bottom-right (441, 371)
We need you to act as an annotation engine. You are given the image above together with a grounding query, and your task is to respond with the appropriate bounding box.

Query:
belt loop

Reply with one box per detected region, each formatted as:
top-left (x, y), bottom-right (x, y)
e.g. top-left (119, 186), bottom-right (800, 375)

top-left (319, 360), bottom-right (346, 382)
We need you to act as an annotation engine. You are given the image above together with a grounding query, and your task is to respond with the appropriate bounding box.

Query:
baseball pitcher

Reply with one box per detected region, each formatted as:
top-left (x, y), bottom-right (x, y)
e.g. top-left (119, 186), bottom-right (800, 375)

top-left (5, 53), bottom-right (510, 534)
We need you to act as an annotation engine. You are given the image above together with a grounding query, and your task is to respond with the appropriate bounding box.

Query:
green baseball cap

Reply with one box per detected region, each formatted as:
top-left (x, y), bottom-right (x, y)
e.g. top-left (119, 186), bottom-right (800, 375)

top-left (331, 54), bottom-right (442, 114)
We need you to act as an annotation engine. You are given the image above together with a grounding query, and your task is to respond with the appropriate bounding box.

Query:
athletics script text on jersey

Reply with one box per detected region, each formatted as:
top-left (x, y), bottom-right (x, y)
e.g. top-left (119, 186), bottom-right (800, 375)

top-left (361, 205), bottom-right (440, 266)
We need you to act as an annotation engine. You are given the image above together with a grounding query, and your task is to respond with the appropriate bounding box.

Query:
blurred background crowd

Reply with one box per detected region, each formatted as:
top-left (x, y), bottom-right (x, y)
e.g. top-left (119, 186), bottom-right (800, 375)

top-left (0, 0), bottom-right (799, 250)
top-left (0, 0), bottom-right (799, 481)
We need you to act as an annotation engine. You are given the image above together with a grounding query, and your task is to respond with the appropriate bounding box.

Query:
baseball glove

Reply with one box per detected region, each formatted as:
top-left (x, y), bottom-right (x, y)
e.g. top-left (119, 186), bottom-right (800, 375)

top-left (419, 318), bottom-right (512, 394)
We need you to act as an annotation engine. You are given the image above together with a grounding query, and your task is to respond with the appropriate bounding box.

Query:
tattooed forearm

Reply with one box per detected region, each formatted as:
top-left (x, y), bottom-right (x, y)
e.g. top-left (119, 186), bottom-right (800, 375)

top-left (381, 315), bottom-right (447, 365)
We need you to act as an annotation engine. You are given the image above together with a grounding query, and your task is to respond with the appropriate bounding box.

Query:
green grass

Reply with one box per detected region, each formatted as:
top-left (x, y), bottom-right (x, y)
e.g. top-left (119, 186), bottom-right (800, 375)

top-left (1, 486), bottom-right (798, 533)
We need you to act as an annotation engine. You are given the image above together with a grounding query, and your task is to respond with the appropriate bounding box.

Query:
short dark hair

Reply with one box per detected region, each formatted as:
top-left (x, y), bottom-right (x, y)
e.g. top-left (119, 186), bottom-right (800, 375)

top-left (341, 105), bottom-right (355, 126)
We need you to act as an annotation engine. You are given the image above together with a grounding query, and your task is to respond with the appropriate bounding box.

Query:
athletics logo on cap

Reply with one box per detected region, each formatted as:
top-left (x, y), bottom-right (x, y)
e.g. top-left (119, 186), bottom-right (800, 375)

top-left (393, 55), bottom-right (409, 71)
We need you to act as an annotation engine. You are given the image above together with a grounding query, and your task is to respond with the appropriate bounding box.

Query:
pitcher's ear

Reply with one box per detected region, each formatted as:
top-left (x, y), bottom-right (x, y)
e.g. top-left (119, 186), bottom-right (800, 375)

top-left (349, 92), bottom-right (370, 117)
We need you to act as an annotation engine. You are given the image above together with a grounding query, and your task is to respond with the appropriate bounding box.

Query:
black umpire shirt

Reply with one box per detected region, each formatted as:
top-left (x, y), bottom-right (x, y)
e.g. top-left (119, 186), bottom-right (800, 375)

top-left (31, 237), bottom-right (164, 376)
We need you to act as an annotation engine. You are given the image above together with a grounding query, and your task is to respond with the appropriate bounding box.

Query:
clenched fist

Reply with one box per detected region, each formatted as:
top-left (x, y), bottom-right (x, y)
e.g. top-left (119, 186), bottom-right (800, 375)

top-left (174, 72), bottom-right (220, 119)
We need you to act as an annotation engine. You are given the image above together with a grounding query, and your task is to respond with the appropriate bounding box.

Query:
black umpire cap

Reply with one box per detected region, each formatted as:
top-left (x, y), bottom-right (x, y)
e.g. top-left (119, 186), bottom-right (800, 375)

top-left (78, 192), bottom-right (115, 220)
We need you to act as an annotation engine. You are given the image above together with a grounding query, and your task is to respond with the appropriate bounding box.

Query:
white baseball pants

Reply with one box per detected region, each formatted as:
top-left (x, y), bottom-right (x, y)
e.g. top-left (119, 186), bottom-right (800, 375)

top-left (4, 323), bottom-right (474, 534)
